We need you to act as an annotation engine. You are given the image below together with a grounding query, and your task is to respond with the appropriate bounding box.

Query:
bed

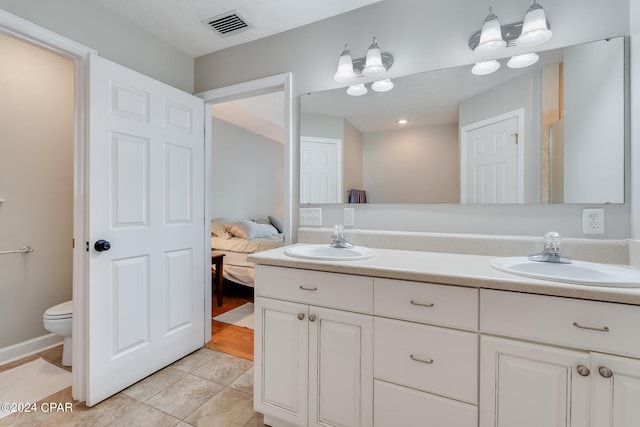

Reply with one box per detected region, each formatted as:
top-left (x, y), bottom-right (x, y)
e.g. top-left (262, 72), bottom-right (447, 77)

top-left (210, 217), bottom-right (284, 287)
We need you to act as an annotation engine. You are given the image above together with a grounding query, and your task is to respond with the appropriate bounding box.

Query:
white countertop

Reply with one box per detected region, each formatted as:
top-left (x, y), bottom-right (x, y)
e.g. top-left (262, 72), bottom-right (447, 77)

top-left (248, 245), bottom-right (640, 305)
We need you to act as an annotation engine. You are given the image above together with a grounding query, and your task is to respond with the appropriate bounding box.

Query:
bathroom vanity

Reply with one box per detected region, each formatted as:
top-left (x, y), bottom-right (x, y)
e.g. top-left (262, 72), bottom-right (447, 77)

top-left (250, 243), bottom-right (640, 427)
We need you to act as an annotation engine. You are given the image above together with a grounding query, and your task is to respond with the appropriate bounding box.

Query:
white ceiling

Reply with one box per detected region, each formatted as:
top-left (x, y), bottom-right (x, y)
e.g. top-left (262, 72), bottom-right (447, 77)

top-left (95, 0), bottom-right (382, 57)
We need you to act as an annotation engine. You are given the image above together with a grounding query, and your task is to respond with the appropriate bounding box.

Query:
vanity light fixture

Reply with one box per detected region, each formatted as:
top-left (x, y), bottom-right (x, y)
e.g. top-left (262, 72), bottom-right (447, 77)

top-left (346, 84), bottom-right (368, 96)
top-left (334, 37), bottom-right (395, 96)
top-left (468, 1), bottom-right (551, 75)
top-left (507, 52), bottom-right (539, 68)
top-left (472, 60), bottom-right (501, 75)
top-left (333, 44), bottom-right (357, 83)
top-left (517, 0), bottom-right (552, 46)
top-left (371, 78), bottom-right (394, 92)
top-left (474, 8), bottom-right (507, 55)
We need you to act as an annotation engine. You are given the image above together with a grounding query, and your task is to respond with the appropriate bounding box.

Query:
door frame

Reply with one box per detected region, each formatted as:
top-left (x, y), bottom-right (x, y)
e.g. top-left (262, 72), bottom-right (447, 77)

top-left (0, 9), bottom-right (96, 402)
top-left (459, 108), bottom-right (525, 203)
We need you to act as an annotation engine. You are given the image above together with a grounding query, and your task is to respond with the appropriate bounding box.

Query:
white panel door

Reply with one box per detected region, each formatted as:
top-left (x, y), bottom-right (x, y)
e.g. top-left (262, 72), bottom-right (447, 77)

top-left (300, 138), bottom-right (340, 204)
top-left (254, 297), bottom-right (309, 427)
top-left (308, 306), bottom-right (373, 427)
top-left (480, 336), bottom-right (590, 427)
top-left (591, 353), bottom-right (640, 427)
top-left (87, 54), bottom-right (205, 405)
top-left (463, 116), bottom-right (518, 203)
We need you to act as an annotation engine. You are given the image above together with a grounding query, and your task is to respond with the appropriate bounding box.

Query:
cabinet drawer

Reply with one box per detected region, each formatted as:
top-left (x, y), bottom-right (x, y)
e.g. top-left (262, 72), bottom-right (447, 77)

top-left (481, 289), bottom-right (640, 358)
top-left (374, 317), bottom-right (478, 404)
top-left (255, 265), bottom-right (373, 313)
top-left (374, 278), bottom-right (478, 330)
top-left (374, 380), bottom-right (477, 427)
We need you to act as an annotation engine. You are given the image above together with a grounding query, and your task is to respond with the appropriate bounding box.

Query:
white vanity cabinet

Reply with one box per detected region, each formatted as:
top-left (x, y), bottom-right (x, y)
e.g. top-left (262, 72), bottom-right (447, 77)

top-left (480, 289), bottom-right (640, 427)
top-left (254, 266), bottom-right (374, 427)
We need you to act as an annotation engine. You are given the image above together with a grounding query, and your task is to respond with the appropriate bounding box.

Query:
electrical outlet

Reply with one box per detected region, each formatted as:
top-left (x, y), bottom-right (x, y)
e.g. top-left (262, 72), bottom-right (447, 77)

top-left (299, 207), bottom-right (322, 226)
top-left (344, 208), bottom-right (355, 226)
top-left (582, 208), bottom-right (605, 235)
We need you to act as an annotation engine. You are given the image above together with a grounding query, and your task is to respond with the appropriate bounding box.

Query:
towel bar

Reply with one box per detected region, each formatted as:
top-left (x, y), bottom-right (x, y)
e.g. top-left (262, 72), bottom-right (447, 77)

top-left (0, 245), bottom-right (33, 255)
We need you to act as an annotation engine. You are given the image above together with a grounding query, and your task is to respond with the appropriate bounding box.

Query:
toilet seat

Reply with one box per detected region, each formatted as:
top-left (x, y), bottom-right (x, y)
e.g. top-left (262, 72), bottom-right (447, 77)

top-left (44, 300), bottom-right (73, 320)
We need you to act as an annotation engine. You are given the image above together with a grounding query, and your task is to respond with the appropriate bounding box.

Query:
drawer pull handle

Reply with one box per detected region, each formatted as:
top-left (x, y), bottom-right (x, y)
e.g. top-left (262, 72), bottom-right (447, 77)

top-left (300, 286), bottom-right (318, 291)
top-left (599, 366), bottom-right (613, 378)
top-left (572, 322), bottom-right (610, 333)
top-left (410, 300), bottom-right (434, 308)
top-left (576, 365), bottom-right (591, 377)
top-left (410, 354), bottom-right (434, 365)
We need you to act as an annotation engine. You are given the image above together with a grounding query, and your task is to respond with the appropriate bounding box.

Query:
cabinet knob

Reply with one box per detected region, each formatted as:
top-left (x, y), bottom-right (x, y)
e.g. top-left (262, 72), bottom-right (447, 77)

top-left (599, 366), bottom-right (613, 378)
top-left (309, 314), bottom-right (317, 322)
top-left (298, 313), bottom-right (305, 320)
top-left (576, 365), bottom-right (591, 376)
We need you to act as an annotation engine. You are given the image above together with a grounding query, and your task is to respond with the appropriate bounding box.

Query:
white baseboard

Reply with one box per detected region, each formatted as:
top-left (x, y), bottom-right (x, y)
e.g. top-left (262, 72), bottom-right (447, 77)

top-left (0, 333), bottom-right (64, 366)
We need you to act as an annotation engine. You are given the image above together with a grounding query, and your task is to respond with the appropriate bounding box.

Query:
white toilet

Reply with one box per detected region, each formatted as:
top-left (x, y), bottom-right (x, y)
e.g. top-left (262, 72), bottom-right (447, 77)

top-left (43, 301), bottom-right (73, 366)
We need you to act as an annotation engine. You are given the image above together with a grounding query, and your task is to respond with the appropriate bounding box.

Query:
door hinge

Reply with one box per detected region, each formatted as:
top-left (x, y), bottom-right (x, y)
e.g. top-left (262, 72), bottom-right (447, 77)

top-left (511, 132), bottom-right (519, 144)
top-left (86, 241), bottom-right (89, 252)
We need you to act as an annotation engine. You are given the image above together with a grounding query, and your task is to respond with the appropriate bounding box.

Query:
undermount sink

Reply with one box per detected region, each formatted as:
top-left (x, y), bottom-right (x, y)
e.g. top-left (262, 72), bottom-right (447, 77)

top-left (284, 244), bottom-right (376, 261)
top-left (491, 257), bottom-right (640, 287)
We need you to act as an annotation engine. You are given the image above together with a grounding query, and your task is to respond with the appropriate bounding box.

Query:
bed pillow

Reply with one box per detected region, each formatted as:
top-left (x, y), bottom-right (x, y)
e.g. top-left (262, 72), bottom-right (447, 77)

top-left (268, 216), bottom-right (284, 233)
top-left (211, 219), bottom-right (233, 239)
top-left (225, 220), bottom-right (278, 240)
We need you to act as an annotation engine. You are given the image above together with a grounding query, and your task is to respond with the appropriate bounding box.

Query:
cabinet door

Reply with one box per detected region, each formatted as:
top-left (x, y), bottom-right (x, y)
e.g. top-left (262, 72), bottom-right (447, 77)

top-left (254, 297), bottom-right (309, 427)
top-left (591, 353), bottom-right (640, 427)
top-left (308, 306), bottom-right (373, 427)
top-left (480, 336), bottom-right (590, 427)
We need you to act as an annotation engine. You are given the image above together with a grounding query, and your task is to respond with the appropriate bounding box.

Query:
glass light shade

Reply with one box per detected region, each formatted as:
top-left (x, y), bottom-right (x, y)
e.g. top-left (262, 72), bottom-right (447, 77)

top-left (346, 84), bottom-right (368, 96)
top-left (362, 37), bottom-right (386, 77)
top-left (471, 60), bottom-right (500, 75)
top-left (507, 52), bottom-right (539, 68)
top-left (371, 78), bottom-right (394, 92)
top-left (517, 2), bottom-right (552, 46)
top-left (475, 9), bottom-right (506, 55)
top-left (333, 45), bottom-right (357, 83)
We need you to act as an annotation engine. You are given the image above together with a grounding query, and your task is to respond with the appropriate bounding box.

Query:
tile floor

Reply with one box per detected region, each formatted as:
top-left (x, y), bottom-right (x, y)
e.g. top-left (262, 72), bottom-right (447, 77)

top-left (2, 347), bottom-right (265, 427)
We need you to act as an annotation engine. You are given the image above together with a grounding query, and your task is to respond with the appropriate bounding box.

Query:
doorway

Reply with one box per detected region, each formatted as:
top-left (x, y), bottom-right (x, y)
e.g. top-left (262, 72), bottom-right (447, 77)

top-left (198, 73), bottom-right (294, 360)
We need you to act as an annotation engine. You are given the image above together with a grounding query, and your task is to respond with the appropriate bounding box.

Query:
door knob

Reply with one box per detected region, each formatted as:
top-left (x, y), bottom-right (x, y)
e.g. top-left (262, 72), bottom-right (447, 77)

top-left (94, 240), bottom-right (111, 252)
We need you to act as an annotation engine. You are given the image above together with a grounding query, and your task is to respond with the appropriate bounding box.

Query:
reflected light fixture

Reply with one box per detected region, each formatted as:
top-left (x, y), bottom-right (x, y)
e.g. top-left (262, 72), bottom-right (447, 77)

top-left (472, 60), bottom-right (501, 75)
top-left (333, 44), bottom-right (357, 83)
top-left (517, 1), bottom-right (552, 46)
top-left (371, 78), bottom-right (394, 92)
top-left (507, 52), bottom-right (539, 68)
top-left (346, 84), bottom-right (368, 96)
top-left (474, 8), bottom-right (506, 55)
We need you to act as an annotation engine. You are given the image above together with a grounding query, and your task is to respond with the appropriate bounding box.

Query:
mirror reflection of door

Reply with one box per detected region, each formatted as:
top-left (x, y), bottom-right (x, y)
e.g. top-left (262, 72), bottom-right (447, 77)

top-left (461, 115), bottom-right (520, 203)
top-left (300, 137), bottom-right (342, 203)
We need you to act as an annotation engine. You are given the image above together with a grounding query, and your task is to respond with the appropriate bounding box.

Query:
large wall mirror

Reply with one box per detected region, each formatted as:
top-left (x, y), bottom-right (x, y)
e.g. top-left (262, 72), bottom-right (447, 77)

top-left (300, 37), bottom-right (625, 205)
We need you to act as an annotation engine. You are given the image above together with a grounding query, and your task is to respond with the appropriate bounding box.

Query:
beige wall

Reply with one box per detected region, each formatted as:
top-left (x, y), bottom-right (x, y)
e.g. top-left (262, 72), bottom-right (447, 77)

top-left (0, 33), bottom-right (73, 348)
top-left (363, 124), bottom-right (459, 204)
top-left (342, 120), bottom-right (363, 199)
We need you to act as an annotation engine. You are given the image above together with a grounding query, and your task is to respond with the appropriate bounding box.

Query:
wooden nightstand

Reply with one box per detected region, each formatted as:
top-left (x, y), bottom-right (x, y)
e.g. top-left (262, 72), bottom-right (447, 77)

top-left (211, 252), bottom-right (225, 307)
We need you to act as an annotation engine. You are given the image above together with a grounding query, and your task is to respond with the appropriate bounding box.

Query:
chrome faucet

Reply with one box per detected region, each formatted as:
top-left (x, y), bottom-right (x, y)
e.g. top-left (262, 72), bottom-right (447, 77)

top-left (330, 225), bottom-right (355, 249)
top-left (529, 231), bottom-right (572, 263)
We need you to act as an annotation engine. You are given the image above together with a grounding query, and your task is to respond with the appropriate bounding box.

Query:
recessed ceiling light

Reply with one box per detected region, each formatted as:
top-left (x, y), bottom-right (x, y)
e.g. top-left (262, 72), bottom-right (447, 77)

top-left (397, 119), bottom-right (408, 125)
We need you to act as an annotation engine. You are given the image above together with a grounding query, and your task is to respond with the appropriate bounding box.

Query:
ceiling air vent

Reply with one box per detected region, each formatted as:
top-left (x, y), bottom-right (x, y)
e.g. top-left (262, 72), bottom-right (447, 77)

top-left (203, 10), bottom-right (251, 37)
